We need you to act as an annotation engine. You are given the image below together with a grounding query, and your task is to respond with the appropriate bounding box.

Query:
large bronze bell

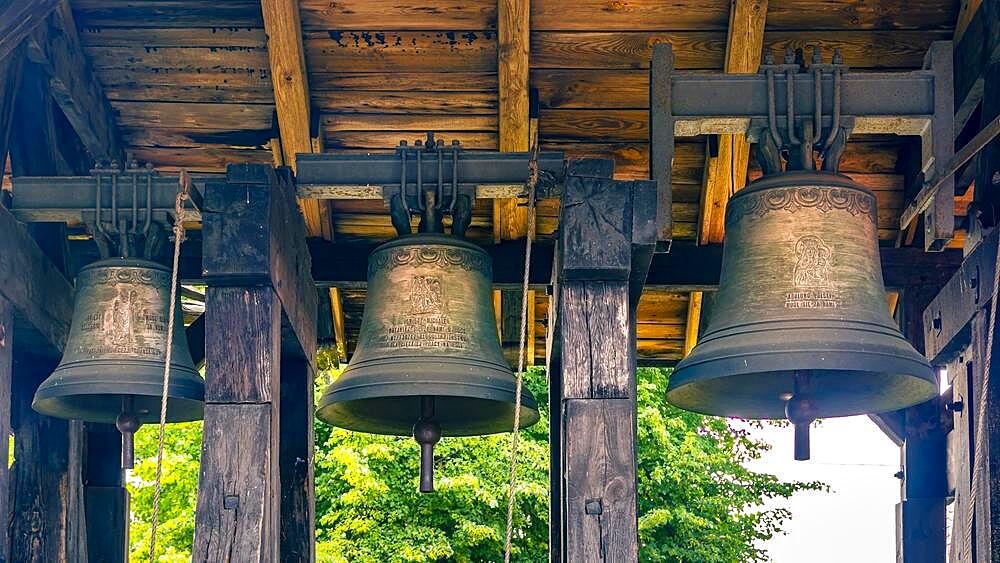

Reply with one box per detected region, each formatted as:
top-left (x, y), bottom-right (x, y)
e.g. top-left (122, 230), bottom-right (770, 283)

top-left (33, 258), bottom-right (204, 428)
top-left (667, 171), bottom-right (936, 457)
top-left (317, 233), bottom-right (539, 491)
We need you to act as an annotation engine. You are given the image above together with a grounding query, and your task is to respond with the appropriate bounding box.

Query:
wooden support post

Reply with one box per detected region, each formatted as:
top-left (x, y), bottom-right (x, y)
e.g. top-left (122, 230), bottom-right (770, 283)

top-left (195, 163), bottom-right (317, 562)
top-left (552, 159), bottom-right (656, 562)
top-left (9, 357), bottom-right (85, 562)
top-left (0, 298), bottom-right (10, 563)
top-left (279, 357), bottom-right (315, 562)
top-left (921, 42), bottom-right (956, 251)
top-left (698, 0), bottom-right (768, 245)
top-left (494, 0), bottom-right (530, 242)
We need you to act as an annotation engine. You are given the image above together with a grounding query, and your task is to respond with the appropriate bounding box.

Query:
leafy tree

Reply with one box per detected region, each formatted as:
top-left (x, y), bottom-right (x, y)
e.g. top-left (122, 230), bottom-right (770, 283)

top-left (128, 368), bottom-right (822, 562)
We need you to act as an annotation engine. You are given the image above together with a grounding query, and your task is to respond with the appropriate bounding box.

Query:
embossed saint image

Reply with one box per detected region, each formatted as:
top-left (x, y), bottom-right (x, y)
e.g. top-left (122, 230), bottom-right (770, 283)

top-left (792, 235), bottom-right (833, 289)
top-left (408, 275), bottom-right (443, 314)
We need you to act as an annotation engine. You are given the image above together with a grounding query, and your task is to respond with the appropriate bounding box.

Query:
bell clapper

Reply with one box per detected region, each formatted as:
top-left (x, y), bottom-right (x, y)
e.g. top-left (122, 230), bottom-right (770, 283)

top-left (783, 374), bottom-right (817, 462)
top-left (413, 396), bottom-right (442, 493)
top-left (116, 396), bottom-right (141, 470)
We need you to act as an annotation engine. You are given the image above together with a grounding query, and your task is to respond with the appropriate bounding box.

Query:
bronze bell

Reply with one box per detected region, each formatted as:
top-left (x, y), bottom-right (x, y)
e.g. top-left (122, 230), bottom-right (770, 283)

top-left (667, 171), bottom-right (936, 458)
top-left (33, 258), bottom-right (205, 463)
top-left (317, 233), bottom-right (540, 491)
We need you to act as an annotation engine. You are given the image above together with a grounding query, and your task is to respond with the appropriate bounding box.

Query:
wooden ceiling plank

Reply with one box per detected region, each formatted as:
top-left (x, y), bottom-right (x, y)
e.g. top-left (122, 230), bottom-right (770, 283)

top-left (698, 0), bottom-right (768, 245)
top-left (26, 1), bottom-right (124, 163)
top-left (495, 0), bottom-right (530, 241)
top-left (261, 0), bottom-right (329, 239)
top-left (0, 0), bottom-right (61, 62)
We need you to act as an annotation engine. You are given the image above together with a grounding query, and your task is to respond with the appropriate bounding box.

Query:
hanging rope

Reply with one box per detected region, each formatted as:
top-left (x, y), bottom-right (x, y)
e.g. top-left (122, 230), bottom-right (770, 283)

top-left (503, 143), bottom-right (540, 563)
top-left (967, 228), bottom-right (1000, 549)
top-left (148, 170), bottom-right (191, 562)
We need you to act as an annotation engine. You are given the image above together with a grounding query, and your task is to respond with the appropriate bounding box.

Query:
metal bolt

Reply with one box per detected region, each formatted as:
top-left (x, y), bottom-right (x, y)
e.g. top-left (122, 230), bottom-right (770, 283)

top-left (812, 46), bottom-right (822, 65)
top-left (763, 49), bottom-right (775, 65)
top-left (832, 48), bottom-right (844, 65)
top-left (946, 400), bottom-right (964, 413)
top-left (224, 495), bottom-right (240, 510)
top-left (585, 498), bottom-right (603, 515)
top-left (784, 46), bottom-right (795, 64)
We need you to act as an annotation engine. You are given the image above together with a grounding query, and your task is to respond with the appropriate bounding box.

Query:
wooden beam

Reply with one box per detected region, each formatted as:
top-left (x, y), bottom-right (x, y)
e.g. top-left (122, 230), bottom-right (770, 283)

top-left (555, 163), bottom-right (654, 562)
top-left (26, 1), bottom-right (123, 163)
top-left (683, 291), bottom-right (703, 357)
top-left (0, 203), bottom-right (73, 355)
top-left (0, 46), bottom-right (24, 167)
top-left (494, 0), bottom-right (530, 242)
top-left (0, 0), bottom-right (61, 61)
top-left (328, 287), bottom-right (347, 362)
top-left (261, 0), bottom-right (330, 240)
top-left (0, 298), bottom-right (10, 563)
top-left (203, 164), bottom-right (318, 363)
top-left (697, 0), bottom-right (767, 244)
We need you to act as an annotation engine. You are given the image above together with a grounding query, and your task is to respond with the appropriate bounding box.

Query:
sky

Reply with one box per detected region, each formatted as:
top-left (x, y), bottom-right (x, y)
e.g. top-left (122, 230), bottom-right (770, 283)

top-left (744, 416), bottom-right (903, 562)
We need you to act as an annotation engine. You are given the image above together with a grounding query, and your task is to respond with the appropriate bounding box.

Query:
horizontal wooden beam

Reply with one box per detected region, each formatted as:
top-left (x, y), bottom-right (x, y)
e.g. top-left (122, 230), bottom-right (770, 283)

top-left (25, 1), bottom-right (123, 163)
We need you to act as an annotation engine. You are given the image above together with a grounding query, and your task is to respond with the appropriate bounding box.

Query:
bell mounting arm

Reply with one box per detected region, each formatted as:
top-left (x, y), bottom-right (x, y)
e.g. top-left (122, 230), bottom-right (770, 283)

top-left (650, 40), bottom-right (957, 250)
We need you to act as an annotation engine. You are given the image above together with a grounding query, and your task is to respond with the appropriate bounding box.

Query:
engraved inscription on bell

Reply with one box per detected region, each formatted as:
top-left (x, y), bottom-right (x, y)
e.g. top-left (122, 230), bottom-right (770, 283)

top-left (379, 274), bottom-right (472, 351)
top-left (785, 234), bottom-right (841, 309)
top-left (70, 266), bottom-right (170, 360)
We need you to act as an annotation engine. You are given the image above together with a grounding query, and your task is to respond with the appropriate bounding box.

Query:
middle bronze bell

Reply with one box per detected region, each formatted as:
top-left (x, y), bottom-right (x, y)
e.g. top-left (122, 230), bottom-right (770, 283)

top-left (316, 232), bottom-right (539, 438)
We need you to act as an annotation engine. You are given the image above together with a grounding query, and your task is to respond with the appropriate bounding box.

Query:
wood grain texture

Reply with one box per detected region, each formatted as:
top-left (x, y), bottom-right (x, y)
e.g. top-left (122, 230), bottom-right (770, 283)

top-left (683, 291), bottom-right (702, 356)
top-left (279, 358), bottom-right (315, 562)
top-left (0, 298), bottom-right (10, 563)
top-left (698, 0), bottom-right (766, 244)
top-left (26, 1), bottom-right (123, 162)
top-left (300, 0), bottom-right (495, 30)
top-left (0, 0), bottom-right (61, 61)
top-left (560, 282), bottom-right (631, 399)
top-left (563, 399), bottom-right (639, 562)
top-left (532, 30), bottom-right (945, 70)
top-left (305, 31), bottom-right (497, 73)
top-left (9, 361), bottom-right (82, 563)
top-left (495, 0), bottom-right (530, 242)
top-left (261, 0), bottom-right (327, 238)
top-left (193, 403), bottom-right (279, 562)
top-left (559, 175), bottom-right (631, 279)
top-left (72, 0), bottom-right (264, 27)
top-left (531, 0), bottom-right (953, 31)
top-left (205, 287), bottom-right (281, 403)
top-left (0, 204), bottom-right (74, 355)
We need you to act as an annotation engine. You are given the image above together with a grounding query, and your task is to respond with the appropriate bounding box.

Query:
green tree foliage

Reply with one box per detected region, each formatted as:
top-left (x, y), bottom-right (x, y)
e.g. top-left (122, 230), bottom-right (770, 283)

top-left (128, 368), bottom-right (822, 562)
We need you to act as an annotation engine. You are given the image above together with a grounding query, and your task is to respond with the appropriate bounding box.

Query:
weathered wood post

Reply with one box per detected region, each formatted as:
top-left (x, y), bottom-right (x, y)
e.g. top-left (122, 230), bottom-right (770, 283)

top-left (549, 160), bottom-right (656, 562)
top-left (194, 164), bottom-right (317, 562)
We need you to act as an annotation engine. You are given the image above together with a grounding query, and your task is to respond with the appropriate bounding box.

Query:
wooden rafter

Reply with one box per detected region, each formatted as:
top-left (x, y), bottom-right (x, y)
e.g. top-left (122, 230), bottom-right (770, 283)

top-left (0, 0), bottom-right (61, 62)
top-left (494, 0), bottom-right (530, 242)
top-left (683, 291), bottom-right (703, 357)
top-left (261, 0), bottom-right (331, 240)
top-left (697, 0), bottom-right (768, 245)
top-left (26, 1), bottom-right (123, 163)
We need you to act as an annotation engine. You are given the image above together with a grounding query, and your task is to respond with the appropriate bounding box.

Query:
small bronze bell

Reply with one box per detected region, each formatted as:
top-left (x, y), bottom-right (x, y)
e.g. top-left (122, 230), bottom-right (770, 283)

top-left (317, 234), bottom-right (539, 491)
top-left (667, 171), bottom-right (936, 459)
top-left (33, 258), bottom-right (205, 464)
top-left (319, 137), bottom-right (540, 490)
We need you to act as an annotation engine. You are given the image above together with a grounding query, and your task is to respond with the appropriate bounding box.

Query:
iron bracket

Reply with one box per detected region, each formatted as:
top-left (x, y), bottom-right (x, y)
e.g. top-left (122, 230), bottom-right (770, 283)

top-left (650, 41), bottom-right (957, 251)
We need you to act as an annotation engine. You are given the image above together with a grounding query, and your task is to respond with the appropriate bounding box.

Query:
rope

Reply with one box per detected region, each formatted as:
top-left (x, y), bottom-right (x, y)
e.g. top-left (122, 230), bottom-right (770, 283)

top-left (968, 229), bottom-right (1000, 550)
top-left (148, 170), bottom-right (191, 562)
top-left (503, 144), bottom-right (539, 562)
